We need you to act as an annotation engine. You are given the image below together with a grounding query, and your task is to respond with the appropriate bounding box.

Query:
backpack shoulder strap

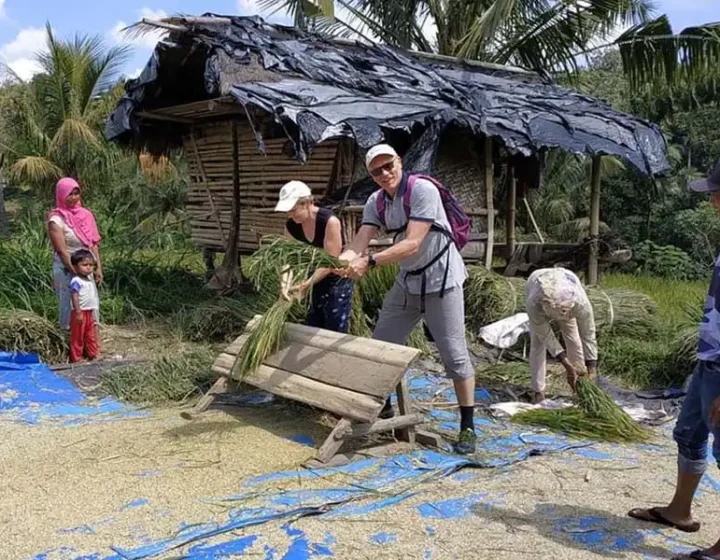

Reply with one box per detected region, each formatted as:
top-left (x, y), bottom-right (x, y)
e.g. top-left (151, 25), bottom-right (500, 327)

top-left (374, 189), bottom-right (387, 227)
top-left (403, 174), bottom-right (419, 219)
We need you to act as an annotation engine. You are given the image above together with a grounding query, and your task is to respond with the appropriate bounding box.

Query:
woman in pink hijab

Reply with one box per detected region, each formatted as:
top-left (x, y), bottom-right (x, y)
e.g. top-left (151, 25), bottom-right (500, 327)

top-left (47, 177), bottom-right (102, 330)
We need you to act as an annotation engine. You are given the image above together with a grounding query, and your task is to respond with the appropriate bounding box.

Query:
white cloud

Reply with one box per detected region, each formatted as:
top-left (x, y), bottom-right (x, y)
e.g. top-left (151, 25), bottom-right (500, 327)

top-left (0, 0), bottom-right (6, 19)
top-left (0, 27), bottom-right (46, 81)
top-left (111, 7), bottom-right (168, 50)
top-left (237, 0), bottom-right (258, 10)
top-left (139, 7), bottom-right (168, 21)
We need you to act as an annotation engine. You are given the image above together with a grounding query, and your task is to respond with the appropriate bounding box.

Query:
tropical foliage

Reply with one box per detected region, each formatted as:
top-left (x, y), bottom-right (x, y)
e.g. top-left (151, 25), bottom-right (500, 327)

top-left (260, 1), bottom-right (720, 95)
top-left (0, 24), bottom-right (130, 193)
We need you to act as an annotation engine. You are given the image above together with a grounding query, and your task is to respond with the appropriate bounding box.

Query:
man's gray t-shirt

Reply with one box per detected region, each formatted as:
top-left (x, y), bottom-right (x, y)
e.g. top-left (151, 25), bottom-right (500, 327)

top-left (362, 176), bottom-right (467, 295)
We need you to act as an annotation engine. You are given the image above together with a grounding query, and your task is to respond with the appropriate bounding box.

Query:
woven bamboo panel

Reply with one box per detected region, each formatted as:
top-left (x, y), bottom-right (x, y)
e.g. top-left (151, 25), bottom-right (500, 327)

top-left (185, 120), bottom-right (341, 251)
top-left (433, 130), bottom-right (486, 213)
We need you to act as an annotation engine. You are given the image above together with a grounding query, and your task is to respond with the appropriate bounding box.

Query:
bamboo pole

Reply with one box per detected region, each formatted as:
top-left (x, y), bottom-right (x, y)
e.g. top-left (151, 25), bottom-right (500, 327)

top-left (484, 136), bottom-right (494, 270)
top-left (522, 196), bottom-right (545, 244)
top-left (505, 163), bottom-right (516, 261)
top-left (587, 155), bottom-right (603, 285)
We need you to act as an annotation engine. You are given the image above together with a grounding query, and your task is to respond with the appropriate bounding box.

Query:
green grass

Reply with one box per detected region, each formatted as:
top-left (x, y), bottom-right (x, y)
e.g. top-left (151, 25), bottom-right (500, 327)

top-left (601, 274), bottom-right (706, 325)
top-left (0, 237), bottom-right (214, 325)
top-left (599, 273), bottom-right (703, 389)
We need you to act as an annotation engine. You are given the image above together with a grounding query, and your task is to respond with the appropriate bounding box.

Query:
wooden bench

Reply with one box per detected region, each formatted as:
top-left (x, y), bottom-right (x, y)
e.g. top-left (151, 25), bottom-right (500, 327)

top-left (185, 316), bottom-right (440, 466)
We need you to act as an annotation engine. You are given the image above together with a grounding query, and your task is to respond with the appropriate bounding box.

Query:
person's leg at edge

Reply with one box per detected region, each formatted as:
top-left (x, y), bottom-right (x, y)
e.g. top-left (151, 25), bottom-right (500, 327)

top-left (372, 283), bottom-right (421, 418)
top-left (629, 363), bottom-right (708, 537)
top-left (423, 286), bottom-right (476, 454)
top-left (663, 364), bottom-right (709, 526)
top-left (681, 361), bottom-right (720, 558)
top-left (529, 328), bottom-right (547, 403)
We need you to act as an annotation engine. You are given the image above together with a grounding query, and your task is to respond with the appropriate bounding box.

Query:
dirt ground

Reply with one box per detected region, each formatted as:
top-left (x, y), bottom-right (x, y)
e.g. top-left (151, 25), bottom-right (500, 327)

top-left (3, 326), bottom-right (720, 560)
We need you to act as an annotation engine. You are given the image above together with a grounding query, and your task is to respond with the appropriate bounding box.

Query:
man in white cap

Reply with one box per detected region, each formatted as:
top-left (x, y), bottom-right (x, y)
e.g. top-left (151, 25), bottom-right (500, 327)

top-left (628, 159), bottom-right (720, 560)
top-left (338, 143), bottom-right (477, 455)
top-left (275, 180), bottom-right (353, 333)
top-left (525, 267), bottom-right (598, 403)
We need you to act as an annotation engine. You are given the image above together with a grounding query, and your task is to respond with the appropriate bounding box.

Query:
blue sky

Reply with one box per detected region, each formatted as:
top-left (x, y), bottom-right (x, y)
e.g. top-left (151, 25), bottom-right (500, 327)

top-left (0, 0), bottom-right (715, 81)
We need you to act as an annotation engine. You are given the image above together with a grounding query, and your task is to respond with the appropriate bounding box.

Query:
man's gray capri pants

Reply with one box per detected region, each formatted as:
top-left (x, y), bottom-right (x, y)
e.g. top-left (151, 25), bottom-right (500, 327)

top-left (372, 282), bottom-right (474, 380)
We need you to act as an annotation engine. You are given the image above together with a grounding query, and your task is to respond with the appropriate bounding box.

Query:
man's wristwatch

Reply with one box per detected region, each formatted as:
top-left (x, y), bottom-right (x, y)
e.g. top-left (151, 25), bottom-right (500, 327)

top-left (368, 254), bottom-right (377, 268)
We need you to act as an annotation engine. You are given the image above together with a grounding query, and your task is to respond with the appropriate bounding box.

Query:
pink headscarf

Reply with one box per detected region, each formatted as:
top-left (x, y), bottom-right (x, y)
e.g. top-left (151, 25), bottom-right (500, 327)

top-left (48, 177), bottom-right (101, 247)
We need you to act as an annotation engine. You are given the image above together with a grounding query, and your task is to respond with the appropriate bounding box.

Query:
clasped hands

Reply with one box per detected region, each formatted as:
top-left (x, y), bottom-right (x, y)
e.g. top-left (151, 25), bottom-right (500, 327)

top-left (280, 254), bottom-right (369, 302)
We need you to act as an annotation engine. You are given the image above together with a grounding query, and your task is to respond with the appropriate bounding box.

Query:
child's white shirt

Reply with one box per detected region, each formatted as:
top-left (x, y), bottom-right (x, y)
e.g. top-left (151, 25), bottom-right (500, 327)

top-left (70, 275), bottom-right (99, 311)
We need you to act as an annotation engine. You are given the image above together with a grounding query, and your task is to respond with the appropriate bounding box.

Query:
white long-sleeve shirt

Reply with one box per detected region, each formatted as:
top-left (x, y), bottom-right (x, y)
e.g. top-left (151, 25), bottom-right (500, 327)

top-left (525, 268), bottom-right (598, 364)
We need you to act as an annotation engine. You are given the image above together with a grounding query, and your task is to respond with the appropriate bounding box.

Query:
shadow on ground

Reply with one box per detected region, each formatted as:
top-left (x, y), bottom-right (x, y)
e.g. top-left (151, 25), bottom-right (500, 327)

top-left (472, 501), bottom-right (675, 559)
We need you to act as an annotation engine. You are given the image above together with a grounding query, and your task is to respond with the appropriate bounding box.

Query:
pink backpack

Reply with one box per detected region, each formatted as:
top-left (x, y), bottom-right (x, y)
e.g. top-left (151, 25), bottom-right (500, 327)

top-left (374, 174), bottom-right (472, 250)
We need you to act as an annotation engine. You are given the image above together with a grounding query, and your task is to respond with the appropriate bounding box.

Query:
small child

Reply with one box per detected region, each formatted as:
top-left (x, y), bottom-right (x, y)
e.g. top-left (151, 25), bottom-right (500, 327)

top-left (69, 249), bottom-right (100, 363)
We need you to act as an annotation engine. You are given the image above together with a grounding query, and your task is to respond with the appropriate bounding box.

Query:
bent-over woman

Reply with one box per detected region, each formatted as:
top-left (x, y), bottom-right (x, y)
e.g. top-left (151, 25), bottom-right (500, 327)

top-left (274, 180), bottom-right (353, 333)
top-left (47, 177), bottom-right (102, 330)
top-left (526, 267), bottom-right (598, 403)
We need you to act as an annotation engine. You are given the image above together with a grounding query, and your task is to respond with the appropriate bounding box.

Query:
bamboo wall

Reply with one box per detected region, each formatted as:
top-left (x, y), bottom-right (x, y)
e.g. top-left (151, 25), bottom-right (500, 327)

top-left (185, 121), bottom-right (341, 251)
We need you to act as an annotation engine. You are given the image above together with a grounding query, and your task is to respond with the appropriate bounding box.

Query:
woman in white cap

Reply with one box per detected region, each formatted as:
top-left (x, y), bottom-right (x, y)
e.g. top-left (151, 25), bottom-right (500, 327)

top-left (525, 267), bottom-right (598, 403)
top-left (275, 180), bottom-right (354, 333)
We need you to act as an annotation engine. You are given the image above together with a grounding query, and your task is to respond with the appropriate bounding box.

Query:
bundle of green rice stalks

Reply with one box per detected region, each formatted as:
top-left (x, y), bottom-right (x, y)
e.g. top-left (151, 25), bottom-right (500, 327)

top-left (102, 350), bottom-right (215, 404)
top-left (513, 408), bottom-right (642, 443)
top-left (234, 299), bottom-right (295, 378)
top-left (244, 235), bottom-right (344, 297)
top-left (464, 266), bottom-right (525, 331)
top-left (349, 289), bottom-right (373, 338)
top-left (0, 309), bottom-right (67, 363)
top-left (357, 264), bottom-right (399, 319)
top-left (234, 236), bottom-right (346, 378)
top-left (476, 361), bottom-right (532, 386)
top-left (586, 287), bottom-right (658, 338)
top-left (514, 377), bottom-right (650, 443)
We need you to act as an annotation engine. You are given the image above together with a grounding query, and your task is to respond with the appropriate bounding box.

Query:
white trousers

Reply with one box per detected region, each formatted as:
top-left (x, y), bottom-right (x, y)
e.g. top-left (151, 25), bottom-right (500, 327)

top-left (530, 317), bottom-right (585, 392)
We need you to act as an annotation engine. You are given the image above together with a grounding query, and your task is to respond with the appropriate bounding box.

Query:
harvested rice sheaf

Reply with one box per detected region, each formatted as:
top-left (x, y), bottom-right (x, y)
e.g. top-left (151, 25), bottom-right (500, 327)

top-left (0, 309), bottom-right (67, 363)
top-left (234, 236), bottom-right (346, 378)
top-left (463, 266), bottom-right (658, 338)
top-left (514, 378), bottom-right (651, 443)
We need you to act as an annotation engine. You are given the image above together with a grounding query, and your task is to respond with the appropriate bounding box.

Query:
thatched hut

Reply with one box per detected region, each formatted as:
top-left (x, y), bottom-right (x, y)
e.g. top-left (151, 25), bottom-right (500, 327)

top-left (107, 14), bottom-right (669, 283)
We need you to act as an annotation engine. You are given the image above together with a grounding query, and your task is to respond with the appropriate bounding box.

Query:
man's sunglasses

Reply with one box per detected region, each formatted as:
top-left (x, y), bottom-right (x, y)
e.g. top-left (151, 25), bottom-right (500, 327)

top-left (369, 159), bottom-right (396, 177)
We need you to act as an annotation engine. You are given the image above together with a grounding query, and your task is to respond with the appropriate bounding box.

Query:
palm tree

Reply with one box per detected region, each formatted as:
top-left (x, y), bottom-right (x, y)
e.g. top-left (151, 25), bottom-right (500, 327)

top-left (0, 23), bottom-right (130, 194)
top-left (260, 1), bottom-right (720, 94)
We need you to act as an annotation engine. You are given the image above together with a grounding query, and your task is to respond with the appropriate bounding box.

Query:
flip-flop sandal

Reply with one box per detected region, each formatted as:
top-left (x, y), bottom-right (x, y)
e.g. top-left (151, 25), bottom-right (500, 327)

top-left (672, 550), bottom-right (720, 560)
top-left (628, 507), bottom-right (701, 533)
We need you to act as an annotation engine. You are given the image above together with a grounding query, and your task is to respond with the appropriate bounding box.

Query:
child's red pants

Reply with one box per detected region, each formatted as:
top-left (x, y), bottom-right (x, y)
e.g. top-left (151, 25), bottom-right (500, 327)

top-left (70, 310), bottom-right (99, 363)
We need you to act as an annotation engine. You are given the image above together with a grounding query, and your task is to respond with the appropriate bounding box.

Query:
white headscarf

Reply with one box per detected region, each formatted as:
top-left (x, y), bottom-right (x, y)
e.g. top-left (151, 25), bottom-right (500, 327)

top-left (536, 269), bottom-right (582, 321)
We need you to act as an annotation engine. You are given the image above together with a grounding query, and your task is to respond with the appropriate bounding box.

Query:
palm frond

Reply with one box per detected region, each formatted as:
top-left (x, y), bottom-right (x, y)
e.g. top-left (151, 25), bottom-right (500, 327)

top-left (617, 17), bottom-right (720, 90)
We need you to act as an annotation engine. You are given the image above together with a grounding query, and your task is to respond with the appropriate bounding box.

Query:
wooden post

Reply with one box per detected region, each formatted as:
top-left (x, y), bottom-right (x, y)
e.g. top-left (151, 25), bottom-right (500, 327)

top-left (587, 155), bottom-right (603, 285)
top-left (221, 121), bottom-right (242, 271)
top-left (505, 163), bottom-right (516, 261)
top-left (395, 378), bottom-right (416, 444)
top-left (484, 136), bottom-right (494, 270)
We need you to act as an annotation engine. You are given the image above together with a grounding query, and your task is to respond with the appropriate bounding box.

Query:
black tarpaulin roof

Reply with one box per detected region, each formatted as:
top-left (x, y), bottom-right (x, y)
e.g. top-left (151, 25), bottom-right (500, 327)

top-left (106, 15), bottom-right (669, 176)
